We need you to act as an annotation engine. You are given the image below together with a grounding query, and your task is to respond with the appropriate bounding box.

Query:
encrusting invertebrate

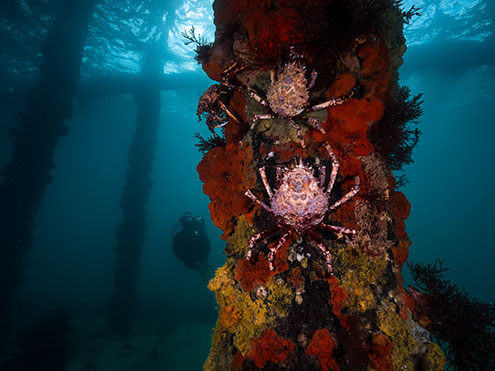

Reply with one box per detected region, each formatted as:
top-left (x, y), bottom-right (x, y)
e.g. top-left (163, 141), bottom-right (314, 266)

top-left (248, 57), bottom-right (352, 147)
top-left (245, 144), bottom-right (360, 272)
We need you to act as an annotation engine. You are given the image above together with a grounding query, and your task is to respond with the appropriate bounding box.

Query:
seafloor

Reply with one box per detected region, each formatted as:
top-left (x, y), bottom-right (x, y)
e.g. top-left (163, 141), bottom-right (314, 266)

top-left (66, 318), bottom-right (212, 370)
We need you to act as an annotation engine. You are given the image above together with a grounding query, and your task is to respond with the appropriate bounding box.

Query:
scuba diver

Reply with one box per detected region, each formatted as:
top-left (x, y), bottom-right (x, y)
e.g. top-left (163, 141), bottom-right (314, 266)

top-left (170, 212), bottom-right (214, 282)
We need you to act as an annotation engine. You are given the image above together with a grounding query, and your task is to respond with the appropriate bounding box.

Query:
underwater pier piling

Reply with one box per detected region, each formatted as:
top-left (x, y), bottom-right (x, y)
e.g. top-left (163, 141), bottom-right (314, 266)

top-left (0, 0), bottom-right (95, 338)
top-left (197, 0), bottom-right (446, 369)
top-left (107, 47), bottom-right (163, 334)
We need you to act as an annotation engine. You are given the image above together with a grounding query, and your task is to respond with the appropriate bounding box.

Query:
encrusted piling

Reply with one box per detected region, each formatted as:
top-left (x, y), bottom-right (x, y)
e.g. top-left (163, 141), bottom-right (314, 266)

top-left (197, 0), bottom-right (446, 369)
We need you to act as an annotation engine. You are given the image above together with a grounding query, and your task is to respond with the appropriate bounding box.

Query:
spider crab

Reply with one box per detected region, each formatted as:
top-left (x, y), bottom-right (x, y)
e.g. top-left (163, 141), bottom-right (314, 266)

top-left (248, 59), bottom-right (353, 147)
top-left (197, 61), bottom-right (244, 137)
top-left (245, 144), bottom-right (360, 273)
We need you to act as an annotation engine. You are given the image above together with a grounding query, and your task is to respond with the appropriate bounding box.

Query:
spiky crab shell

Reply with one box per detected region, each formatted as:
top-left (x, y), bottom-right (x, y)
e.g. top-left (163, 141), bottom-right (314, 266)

top-left (271, 164), bottom-right (328, 233)
top-left (197, 84), bottom-right (222, 116)
top-left (266, 61), bottom-right (309, 118)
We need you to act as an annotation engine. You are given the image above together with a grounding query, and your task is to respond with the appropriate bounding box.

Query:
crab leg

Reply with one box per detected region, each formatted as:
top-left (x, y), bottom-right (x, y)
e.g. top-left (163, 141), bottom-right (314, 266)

top-left (311, 98), bottom-right (346, 111)
top-left (246, 225), bottom-right (279, 260)
top-left (218, 101), bottom-right (240, 124)
top-left (276, 166), bottom-right (285, 185)
top-left (245, 190), bottom-right (272, 214)
top-left (319, 223), bottom-right (357, 236)
top-left (248, 90), bottom-right (270, 108)
top-left (208, 111), bottom-right (230, 130)
top-left (308, 70), bottom-right (318, 89)
top-left (259, 167), bottom-right (273, 198)
top-left (220, 60), bottom-right (244, 83)
top-left (250, 113), bottom-right (275, 129)
top-left (318, 165), bottom-right (327, 188)
top-left (329, 175), bottom-right (360, 210)
top-left (307, 231), bottom-right (333, 273)
top-left (206, 116), bottom-right (225, 138)
top-left (211, 120), bottom-right (229, 129)
top-left (305, 117), bottom-right (326, 134)
top-left (289, 119), bottom-right (305, 148)
top-left (311, 90), bottom-right (354, 111)
top-left (324, 144), bottom-right (339, 195)
top-left (268, 229), bottom-right (292, 270)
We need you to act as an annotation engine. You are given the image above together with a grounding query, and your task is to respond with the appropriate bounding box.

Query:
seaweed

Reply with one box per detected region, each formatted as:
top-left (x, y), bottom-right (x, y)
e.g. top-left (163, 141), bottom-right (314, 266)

top-left (181, 26), bottom-right (213, 64)
top-left (408, 259), bottom-right (495, 370)
top-left (369, 86), bottom-right (423, 172)
top-left (194, 132), bottom-right (226, 154)
top-left (395, 173), bottom-right (409, 188)
top-left (401, 4), bottom-right (422, 24)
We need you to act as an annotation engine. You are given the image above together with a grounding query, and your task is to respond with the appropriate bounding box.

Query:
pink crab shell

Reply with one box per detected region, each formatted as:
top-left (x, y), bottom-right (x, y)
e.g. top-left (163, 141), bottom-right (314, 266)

top-left (271, 162), bottom-right (328, 233)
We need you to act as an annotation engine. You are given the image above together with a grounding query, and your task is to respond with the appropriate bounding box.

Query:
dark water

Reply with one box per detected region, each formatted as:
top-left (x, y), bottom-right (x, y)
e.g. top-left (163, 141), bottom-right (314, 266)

top-left (0, 0), bottom-right (493, 369)
top-left (401, 59), bottom-right (495, 303)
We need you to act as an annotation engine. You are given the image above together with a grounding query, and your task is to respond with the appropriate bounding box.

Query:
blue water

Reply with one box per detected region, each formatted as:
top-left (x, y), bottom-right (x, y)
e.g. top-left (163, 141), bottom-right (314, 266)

top-left (401, 63), bottom-right (495, 302)
top-left (0, 0), bottom-right (493, 369)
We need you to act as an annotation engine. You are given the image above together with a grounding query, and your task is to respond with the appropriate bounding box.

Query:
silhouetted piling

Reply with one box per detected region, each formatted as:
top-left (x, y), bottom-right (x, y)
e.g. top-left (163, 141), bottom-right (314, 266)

top-left (0, 0), bottom-right (94, 338)
top-left (107, 47), bottom-right (163, 335)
